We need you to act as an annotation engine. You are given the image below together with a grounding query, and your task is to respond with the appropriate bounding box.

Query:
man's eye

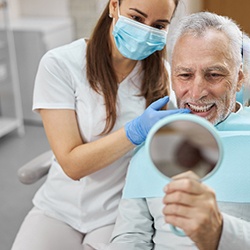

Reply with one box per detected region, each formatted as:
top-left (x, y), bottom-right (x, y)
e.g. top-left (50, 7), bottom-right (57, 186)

top-left (205, 73), bottom-right (224, 81)
top-left (210, 73), bottom-right (221, 77)
top-left (178, 74), bottom-right (192, 80)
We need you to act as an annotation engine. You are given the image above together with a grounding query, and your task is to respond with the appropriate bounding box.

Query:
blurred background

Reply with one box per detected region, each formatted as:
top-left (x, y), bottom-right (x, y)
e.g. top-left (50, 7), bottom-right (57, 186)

top-left (0, 0), bottom-right (249, 249)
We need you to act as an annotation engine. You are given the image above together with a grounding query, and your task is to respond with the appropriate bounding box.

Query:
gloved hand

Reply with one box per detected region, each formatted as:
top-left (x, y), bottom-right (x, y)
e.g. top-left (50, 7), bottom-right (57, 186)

top-left (125, 96), bottom-right (190, 145)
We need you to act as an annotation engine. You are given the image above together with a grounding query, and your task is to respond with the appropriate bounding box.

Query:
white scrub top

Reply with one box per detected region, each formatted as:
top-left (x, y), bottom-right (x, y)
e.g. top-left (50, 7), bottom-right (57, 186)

top-left (32, 39), bottom-right (147, 233)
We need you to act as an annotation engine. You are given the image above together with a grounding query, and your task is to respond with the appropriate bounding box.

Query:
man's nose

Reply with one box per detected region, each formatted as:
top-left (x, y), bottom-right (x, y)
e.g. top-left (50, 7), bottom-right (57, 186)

top-left (190, 77), bottom-right (208, 100)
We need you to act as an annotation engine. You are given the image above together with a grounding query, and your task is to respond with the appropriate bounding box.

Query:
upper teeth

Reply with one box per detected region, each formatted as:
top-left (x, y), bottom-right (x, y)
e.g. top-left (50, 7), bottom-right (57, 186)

top-left (188, 103), bottom-right (213, 112)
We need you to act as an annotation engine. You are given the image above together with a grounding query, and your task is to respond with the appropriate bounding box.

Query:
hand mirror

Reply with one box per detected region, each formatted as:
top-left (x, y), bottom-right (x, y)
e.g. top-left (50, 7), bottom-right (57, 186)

top-left (146, 114), bottom-right (223, 236)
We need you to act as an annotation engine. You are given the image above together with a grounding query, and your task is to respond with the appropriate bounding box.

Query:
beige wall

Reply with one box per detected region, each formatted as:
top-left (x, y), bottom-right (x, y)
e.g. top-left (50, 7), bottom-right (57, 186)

top-left (185, 0), bottom-right (203, 14)
top-left (69, 0), bottom-right (99, 39)
top-left (4, 0), bottom-right (204, 39)
top-left (203, 0), bottom-right (250, 35)
top-left (5, 0), bottom-right (103, 39)
top-left (20, 0), bottom-right (70, 18)
top-left (6, 0), bottom-right (20, 19)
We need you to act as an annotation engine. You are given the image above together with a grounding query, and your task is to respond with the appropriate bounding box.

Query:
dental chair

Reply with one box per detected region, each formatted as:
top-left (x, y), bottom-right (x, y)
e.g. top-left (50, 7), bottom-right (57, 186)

top-left (18, 150), bottom-right (53, 184)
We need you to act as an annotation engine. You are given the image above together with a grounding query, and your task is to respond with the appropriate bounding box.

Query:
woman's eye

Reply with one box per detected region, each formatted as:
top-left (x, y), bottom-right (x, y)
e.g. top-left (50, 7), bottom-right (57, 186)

top-left (131, 15), bottom-right (142, 22)
top-left (154, 24), bottom-right (166, 30)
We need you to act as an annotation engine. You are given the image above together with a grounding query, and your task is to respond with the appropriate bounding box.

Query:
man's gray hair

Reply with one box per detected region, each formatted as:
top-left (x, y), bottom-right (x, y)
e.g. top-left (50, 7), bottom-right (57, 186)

top-left (168, 12), bottom-right (243, 67)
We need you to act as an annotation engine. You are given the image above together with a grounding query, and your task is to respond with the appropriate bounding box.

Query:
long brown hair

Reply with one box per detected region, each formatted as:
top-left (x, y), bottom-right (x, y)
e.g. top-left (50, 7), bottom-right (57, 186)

top-left (86, 0), bottom-right (179, 134)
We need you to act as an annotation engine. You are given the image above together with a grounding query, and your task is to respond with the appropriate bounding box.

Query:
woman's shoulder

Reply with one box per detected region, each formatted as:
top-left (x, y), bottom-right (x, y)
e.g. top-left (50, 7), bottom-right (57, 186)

top-left (41, 38), bottom-right (87, 66)
top-left (49, 38), bottom-right (86, 54)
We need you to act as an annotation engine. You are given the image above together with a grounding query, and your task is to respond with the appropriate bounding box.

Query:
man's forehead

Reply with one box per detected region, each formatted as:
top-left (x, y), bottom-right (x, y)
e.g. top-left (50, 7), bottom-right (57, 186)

top-left (172, 31), bottom-right (230, 57)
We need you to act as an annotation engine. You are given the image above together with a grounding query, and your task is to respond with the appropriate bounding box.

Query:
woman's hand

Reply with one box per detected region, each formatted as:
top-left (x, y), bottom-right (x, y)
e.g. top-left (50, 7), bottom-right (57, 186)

top-left (125, 96), bottom-right (190, 145)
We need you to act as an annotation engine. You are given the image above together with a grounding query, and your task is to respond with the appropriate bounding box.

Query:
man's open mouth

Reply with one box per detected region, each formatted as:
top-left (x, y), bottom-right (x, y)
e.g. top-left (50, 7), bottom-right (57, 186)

top-left (187, 103), bottom-right (215, 113)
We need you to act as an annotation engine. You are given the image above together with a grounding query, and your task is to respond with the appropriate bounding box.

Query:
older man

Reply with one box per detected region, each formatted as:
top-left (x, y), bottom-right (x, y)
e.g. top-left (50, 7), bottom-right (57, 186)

top-left (107, 12), bottom-right (250, 250)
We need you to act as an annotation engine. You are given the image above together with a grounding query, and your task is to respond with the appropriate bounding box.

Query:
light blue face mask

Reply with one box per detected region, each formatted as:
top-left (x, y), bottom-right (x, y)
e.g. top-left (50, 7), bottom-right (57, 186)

top-left (112, 5), bottom-right (168, 60)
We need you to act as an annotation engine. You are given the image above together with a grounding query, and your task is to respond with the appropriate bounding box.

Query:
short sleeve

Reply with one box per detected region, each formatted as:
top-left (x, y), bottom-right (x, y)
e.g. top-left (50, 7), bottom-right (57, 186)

top-left (32, 51), bottom-right (76, 112)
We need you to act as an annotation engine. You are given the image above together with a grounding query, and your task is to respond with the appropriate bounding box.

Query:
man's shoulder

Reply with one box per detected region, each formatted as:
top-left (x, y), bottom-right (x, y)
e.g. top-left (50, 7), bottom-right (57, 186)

top-left (216, 106), bottom-right (250, 131)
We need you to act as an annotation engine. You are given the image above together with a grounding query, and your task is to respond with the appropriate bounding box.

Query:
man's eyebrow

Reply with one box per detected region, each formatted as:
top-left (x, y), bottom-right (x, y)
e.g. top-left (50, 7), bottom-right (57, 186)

top-left (205, 66), bottom-right (229, 73)
top-left (129, 8), bottom-right (170, 23)
top-left (174, 67), bottom-right (194, 73)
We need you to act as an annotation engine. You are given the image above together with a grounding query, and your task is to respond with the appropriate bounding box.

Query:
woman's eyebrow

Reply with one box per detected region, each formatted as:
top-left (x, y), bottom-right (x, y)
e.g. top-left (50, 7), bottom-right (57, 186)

top-left (129, 8), bottom-right (148, 18)
top-left (129, 8), bottom-right (170, 23)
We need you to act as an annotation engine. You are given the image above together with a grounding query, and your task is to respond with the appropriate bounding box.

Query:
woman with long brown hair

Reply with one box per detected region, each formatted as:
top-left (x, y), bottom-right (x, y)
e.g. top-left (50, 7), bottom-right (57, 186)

top-left (12, 0), bottom-right (188, 249)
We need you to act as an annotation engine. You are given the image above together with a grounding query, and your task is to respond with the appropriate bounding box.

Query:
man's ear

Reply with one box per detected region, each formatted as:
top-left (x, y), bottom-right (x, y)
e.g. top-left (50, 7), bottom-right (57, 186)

top-left (236, 64), bottom-right (245, 92)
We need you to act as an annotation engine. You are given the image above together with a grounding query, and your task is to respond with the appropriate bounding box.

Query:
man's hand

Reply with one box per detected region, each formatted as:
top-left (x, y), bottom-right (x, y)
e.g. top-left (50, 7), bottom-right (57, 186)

top-left (162, 171), bottom-right (223, 250)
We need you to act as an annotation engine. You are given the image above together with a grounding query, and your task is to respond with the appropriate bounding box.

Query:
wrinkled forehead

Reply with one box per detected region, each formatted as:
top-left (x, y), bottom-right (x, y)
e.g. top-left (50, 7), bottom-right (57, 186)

top-left (171, 30), bottom-right (235, 70)
top-left (174, 29), bottom-right (231, 54)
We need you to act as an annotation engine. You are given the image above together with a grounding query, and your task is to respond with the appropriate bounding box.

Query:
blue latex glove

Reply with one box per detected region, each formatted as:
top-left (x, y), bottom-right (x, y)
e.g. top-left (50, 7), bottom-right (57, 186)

top-left (125, 96), bottom-right (190, 145)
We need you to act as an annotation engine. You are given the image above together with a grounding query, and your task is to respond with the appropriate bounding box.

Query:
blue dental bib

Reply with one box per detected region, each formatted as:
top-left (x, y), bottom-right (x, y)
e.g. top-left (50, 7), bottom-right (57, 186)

top-left (123, 108), bottom-right (250, 203)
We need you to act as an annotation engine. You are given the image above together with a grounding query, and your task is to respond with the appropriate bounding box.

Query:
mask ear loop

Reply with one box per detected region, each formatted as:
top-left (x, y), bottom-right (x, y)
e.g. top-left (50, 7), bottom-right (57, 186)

top-left (117, 0), bottom-right (121, 17)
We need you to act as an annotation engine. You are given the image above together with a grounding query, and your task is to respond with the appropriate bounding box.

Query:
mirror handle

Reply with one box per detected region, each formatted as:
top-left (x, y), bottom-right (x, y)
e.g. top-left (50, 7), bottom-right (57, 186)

top-left (170, 225), bottom-right (186, 237)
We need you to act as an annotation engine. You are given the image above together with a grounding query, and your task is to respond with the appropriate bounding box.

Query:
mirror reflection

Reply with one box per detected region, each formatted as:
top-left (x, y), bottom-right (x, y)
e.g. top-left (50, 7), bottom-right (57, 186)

top-left (150, 119), bottom-right (220, 179)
